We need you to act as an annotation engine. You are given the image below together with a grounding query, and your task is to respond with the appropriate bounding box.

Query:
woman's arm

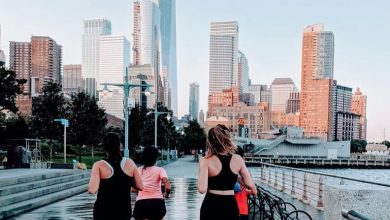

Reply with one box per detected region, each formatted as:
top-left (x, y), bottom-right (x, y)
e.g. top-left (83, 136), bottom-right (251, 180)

top-left (88, 162), bottom-right (100, 194)
top-left (238, 157), bottom-right (257, 195)
top-left (162, 177), bottom-right (171, 198)
top-left (198, 157), bottom-right (208, 194)
top-left (127, 159), bottom-right (144, 191)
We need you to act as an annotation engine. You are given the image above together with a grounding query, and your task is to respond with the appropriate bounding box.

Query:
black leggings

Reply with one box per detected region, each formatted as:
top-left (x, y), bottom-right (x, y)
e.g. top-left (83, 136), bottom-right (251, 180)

top-left (133, 198), bottom-right (166, 220)
top-left (200, 193), bottom-right (239, 220)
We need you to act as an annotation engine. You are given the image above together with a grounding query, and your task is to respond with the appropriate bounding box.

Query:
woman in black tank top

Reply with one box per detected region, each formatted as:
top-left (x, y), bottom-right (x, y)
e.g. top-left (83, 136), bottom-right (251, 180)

top-left (88, 132), bottom-right (144, 220)
top-left (198, 125), bottom-right (257, 220)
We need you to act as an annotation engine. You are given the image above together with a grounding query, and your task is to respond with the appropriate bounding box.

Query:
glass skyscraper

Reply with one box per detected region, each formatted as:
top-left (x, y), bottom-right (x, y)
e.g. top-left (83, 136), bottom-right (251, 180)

top-left (189, 82), bottom-right (199, 120)
top-left (82, 18), bottom-right (111, 96)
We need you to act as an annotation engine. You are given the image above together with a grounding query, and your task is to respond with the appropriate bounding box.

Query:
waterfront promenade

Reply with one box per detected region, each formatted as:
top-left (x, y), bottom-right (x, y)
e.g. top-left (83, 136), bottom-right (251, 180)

top-left (12, 156), bottom-right (323, 219)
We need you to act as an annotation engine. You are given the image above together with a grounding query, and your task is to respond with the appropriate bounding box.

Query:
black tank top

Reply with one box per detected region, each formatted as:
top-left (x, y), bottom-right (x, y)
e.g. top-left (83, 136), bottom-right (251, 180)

top-left (94, 157), bottom-right (134, 220)
top-left (208, 154), bottom-right (238, 191)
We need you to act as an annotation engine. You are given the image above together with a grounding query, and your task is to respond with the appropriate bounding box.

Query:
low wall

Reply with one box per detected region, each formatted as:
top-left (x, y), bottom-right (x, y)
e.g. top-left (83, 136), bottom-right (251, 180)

top-left (324, 184), bottom-right (390, 220)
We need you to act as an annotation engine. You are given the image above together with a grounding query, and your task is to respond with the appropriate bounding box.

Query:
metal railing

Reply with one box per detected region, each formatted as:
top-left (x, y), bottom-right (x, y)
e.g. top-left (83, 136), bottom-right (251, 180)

top-left (248, 185), bottom-right (313, 220)
top-left (257, 162), bottom-right (390, 209)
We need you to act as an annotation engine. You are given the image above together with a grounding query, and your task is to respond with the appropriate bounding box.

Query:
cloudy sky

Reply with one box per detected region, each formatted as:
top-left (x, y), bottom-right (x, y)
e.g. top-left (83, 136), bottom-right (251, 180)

top-left (1, 0), bottom-right (389, 141)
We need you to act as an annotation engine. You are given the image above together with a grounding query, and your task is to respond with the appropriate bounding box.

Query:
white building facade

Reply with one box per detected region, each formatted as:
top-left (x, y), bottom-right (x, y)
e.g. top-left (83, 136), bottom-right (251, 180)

top-left (98, 35), bottom-right (130, 119)
top-left (82, 18), bottom-right (111, 96)
top-left (209, 21), bottom-right (239, 94)
top-left (270, 78), bottom-right (296, 112)
top-left (189, 82), bottom-right (200, 120)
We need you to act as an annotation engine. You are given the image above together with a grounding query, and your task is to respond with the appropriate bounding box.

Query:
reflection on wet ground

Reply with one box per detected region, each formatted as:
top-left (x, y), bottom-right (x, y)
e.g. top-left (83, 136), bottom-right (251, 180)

top-left (13, 157), bottom-right (323, 219)
top-left (12, 178), bottom-right (203, 220)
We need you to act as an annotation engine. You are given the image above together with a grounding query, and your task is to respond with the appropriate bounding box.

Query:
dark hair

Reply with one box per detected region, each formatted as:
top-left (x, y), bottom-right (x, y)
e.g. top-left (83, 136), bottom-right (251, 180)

top-left (236, 146), bottom-right (244, 157)
top-left (206, 124), bottom-right (236, 157)
top-left (142, 146), bottom-right (159, 167)
top-left (102, 132), bottom-right (121, 160)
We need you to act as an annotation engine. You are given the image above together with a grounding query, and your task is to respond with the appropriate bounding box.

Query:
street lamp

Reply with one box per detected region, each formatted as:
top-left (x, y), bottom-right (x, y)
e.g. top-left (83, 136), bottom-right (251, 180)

top-left (100, 67), bottom-right (153, 158)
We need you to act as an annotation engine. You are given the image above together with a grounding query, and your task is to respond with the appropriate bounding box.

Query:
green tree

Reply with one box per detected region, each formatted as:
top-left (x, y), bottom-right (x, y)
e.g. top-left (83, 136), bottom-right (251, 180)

top-left (0, 67), bottom-right (27, 113)
top-left (0, 115), bottom-right (30, 145)
top-left (382, 140), bottom-right (390, 148)
top-left (31, 82), bottom-right (66, 144)
top-left (68, 91), bottom-right (107, 161)
top-left (180, 119), bottom-right (206, 154)
top-left (140, 103), bottom-right (174, 149)
top-left (351, 139), bottom-right (367, 153)
top-left (128, 105), bottom-right (148, 149)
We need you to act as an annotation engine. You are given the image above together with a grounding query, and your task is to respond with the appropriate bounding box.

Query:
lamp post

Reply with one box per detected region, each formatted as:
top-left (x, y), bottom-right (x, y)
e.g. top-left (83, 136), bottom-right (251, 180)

top-left (101, 67), bottom-right (152, 158)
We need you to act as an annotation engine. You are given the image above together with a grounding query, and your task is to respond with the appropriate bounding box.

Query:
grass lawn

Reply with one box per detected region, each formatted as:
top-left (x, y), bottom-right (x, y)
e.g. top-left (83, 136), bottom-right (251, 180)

top-left (51, 155), bottom-right (104, 169)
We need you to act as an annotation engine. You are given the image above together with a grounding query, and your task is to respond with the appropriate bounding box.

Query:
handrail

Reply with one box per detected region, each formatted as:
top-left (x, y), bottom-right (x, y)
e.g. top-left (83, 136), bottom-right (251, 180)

top-left (261, 162), bottom-right (390, 188)
top-left (341, 209), bottom-right (371, 220)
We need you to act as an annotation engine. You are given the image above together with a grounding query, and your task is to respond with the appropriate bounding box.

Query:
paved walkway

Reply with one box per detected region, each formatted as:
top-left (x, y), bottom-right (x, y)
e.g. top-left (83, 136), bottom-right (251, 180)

top-left (12, 156), bottom-right (323, 219)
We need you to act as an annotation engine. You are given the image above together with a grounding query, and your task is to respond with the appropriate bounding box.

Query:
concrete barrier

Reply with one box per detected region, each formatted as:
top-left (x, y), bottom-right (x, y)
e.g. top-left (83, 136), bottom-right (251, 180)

top-left (324, 185), bottom-right (390, 220)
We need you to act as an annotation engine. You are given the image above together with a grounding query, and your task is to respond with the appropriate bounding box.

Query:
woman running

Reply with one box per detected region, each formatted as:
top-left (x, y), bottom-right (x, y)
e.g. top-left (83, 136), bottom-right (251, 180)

top-left (133, 146), bottom-right (171, 220)
top-left (88, 132), bottom-right (144, 220)
top-left (198, 124), bottom-right (257, 220)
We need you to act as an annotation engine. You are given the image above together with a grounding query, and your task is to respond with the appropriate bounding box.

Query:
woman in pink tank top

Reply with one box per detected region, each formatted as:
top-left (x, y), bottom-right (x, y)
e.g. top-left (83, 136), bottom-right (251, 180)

top-left (133, 147), bottom-right (171, 220)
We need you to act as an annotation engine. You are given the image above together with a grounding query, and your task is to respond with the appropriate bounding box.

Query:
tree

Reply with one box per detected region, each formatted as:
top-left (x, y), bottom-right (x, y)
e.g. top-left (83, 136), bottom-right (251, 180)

top-left (68, 91), bottom-right (107, 161)
top-left (140, 103), bottom-right (174, 149)
top-left (180, 119), bottom-right (206, 154)
top-left (351, 139), bottom-right (367, 153)
top-left (382, 140), bottom-right (390, 148)
top-left (31, 82), bottom-right (66, 157)
top-left (0, 67), bottom-right (27, 113)
top-left (128, 105), bottom-right (148, 149)
top-left (0, 115), bottom-right (30, 145)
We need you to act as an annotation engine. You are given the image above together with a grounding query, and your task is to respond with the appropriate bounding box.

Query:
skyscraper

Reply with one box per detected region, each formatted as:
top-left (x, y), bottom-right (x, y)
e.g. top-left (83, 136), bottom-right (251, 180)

top-left (351, 88), bottom-right (367, 140)
top-left (0, 26), bottom-right (5, 67)
top-left (299, 24), bottom-right (334, 141)
top-left (9, 42), bottom-right (31, 95)
top-left (189, 82), bottom-right (199, 120)
top-left (82, 18), bottom-right (111, 96)
top-left (209, 21), bottom-right (239, 94)
top-left (128, 64), bottom-right (156, 108)
top-left (270, 78), bottom-right (297, 113)
top-left (238, 51), bottom-right (249, 93)
top-left (98, 35), bottom-right (130, 119)
top-left (63, 64), bottom-right (83, 95)
top-left (238, 50), bottom-right (249, 94)
top-left (31, 36), bottom-right (62, 95)
top-left (132, 0), bottom-right (177, 115)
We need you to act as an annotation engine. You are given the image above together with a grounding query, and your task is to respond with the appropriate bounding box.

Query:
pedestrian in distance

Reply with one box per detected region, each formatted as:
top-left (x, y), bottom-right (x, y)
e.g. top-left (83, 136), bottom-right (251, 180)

top-left (133, 146), bottom-right (171, 220)
top-left (88, 132), bottom-right (144, 220)
top-left (198, 124), bottom-right (257, 220)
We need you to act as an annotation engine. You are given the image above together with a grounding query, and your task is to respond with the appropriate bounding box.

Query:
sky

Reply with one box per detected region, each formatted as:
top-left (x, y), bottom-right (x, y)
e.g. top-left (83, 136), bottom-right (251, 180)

top-left (1, 0), bottom-right (389, 142)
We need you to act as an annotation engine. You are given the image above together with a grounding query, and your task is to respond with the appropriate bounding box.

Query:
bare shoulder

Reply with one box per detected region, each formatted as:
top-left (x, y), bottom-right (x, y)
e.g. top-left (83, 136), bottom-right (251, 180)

top-left (232, 154), bottom-right (244, 163)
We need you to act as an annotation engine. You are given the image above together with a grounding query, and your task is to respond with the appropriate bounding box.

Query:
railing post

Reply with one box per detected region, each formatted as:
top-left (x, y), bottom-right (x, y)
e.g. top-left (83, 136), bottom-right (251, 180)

top-left (302, 172), bottom-right (308, 201)
top-left (268, 169), bottom-right (272, 184)
top-left (282, 171), bottom-right (286, 192)
top-left (274, 169), bottom-right (278, 188)
top-left (261, 165), bottom-right (265, 181)
top-left (317, 175), bottom-right (324, 207)
top-left (291, 171), bottom-right (296, 195)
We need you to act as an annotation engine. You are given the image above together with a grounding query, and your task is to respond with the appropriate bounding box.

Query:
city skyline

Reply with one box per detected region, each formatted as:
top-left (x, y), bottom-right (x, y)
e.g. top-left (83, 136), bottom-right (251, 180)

top-left (0, 0), bottom-right (389, 141)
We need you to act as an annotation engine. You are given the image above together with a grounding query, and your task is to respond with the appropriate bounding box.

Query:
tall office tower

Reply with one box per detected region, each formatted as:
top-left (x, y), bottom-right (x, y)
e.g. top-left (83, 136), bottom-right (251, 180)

top-left (330, 83), bottom-right (360, 141)
top-left (31, 36), bottom-right (62, 96)
top-left (63, 64), bottom-right (83, 95)
top-left (82, 18), bottom-right (111, 96)
top-left (238, 50), bottom-right (249, 94)
top-left (159, 0), bottom-right (177, 114)
top-left (198, 109), bottom-right (205, 126)
top-left (248, 84), bottom-right (271, 106)
top-left (299, 24), bottom-right (334, 141)
top-left (271, 78), bottom-right (296, 113)
top-left (9, 42), bottom-right (31, 95)
top-left (98, 36), bottom-right (130, 119)
top-left (286, 92), bottom-right (300, 114)
top-left (132, 0), bottom-right (177, 114)
top-left (9, 41), bottom-right (32, 114)
top-left (0, 26), bottom-right (5, 66)
top-left (189, 82), bottom-right (200, 120)
top-left (209, 21), bottom-right (239, 94)
top-left (351, 88), bottom-right (367, 140)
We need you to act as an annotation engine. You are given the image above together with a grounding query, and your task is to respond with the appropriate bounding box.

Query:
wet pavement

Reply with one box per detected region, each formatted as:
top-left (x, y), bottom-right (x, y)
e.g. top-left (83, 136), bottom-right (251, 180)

top-left (13, 156), bottom-right (323, 219)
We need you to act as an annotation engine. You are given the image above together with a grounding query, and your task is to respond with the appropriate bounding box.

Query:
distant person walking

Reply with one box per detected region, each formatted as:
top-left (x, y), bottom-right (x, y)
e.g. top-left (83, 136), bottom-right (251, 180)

top-left (88, 132), bottom-right (144, 220)
top-left (198, 124), bottom-right (257, 220)
top-left (133, 146), bottom-right (171, 220)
